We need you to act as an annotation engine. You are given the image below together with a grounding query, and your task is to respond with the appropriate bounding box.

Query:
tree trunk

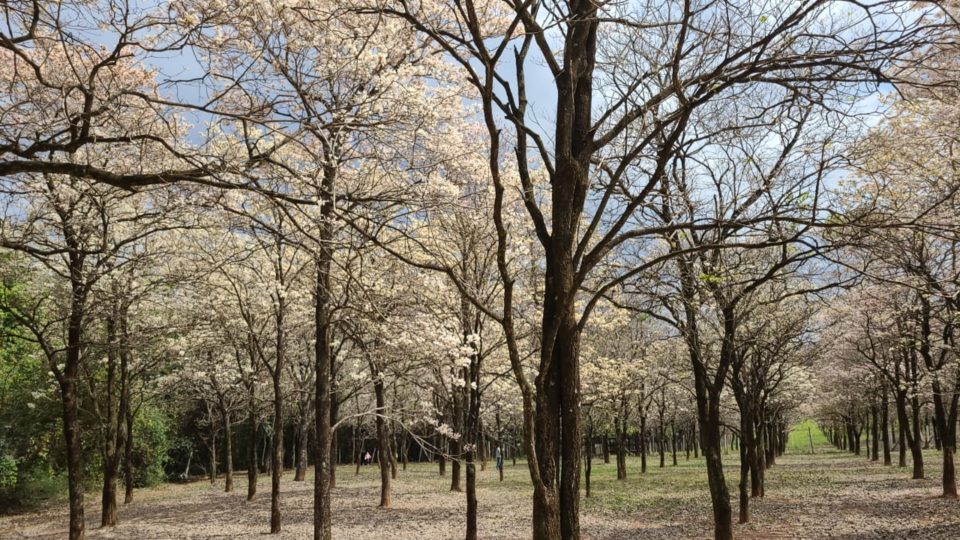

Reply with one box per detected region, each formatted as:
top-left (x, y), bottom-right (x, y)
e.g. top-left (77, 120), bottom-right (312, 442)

top-left (898, 415), bottom-right (907, 468)
top-left (100, 439), bottom-right (118, 526)
top-left (910, 396), bottom-right (924, 479)
top-left (295, 414), bottom-right (310, 482)
top-left (209, 427), bottom-right (218, 484)
top-left (943, 445), bottom-right (958, 499)
top-left (738, 401), bottom-right (755, 523)
top-left (615, 416), bottom-right (626, 480)
top-left (247, 395), bottom-right (258, 501)
top-left (270, 378), bottom-right (284, 533)
top-left (62, 377), bottom-right (85, 540)
top-left (698, 385), bottom-right (733, 540)
top-left (313, 239), bottom-right (334, 540)
top-left (223, 409), bottom-right (234, 492)
top-left (584, 424), bottom-right (593, 498)
top-left (738, 415), bottom-right (750, 524)
top-left (640, 415), bottom-right (647, 474)
top-left (671, 421), bottom-right (678, 466)
top-left (882, 385), bottom-right (892, 466)
top-left (269, 289), bottom-right (287, 533)
top-left (451, 408), bottom-right (462, 491)
top-left (100, 320), bottom-right (121, 528)
top-left (329, 396), bottom-right (339, 489)
top-left (123, 407), bottom-right (135, 504)
top-left (373, 371), bottom-right (391, 507)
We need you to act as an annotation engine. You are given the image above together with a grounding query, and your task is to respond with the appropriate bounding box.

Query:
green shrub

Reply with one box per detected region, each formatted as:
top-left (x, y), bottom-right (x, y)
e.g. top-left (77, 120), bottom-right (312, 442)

top-left (132, 406), bottom-right (173, 487)
top-left (0, 455), bottom-right (16, 489)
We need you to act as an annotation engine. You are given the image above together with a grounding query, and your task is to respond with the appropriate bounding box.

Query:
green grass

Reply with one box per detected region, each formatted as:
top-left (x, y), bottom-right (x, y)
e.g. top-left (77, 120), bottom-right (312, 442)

top-left (785, 419), bottom-right (829, 454)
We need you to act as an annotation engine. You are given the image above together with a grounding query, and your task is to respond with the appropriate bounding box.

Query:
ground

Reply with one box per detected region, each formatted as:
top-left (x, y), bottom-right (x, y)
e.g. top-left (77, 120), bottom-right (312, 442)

top-left (3, 447), bottom-right (959, 539)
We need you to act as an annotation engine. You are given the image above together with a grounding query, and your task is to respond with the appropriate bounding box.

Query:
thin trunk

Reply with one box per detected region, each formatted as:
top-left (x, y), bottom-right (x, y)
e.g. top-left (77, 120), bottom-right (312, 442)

top-left (373, 374), bottom-right (391, 507)
top-left (295, 414), bottom-right (310, 482)
top-left (584, 423), bottom-right (593, 498)
top-left (247, 394), bottom-right (258, 501)
top-left (882, 385), bottom-right (892, 466)
top-left (223, 409), bottom-right (233, 492)
top-left (209, 425), bottom-right (218, 484)
top-left (313, 197), bottom-right (335, 540)
top-left (123, 407), bottom-right (134, 504)
top-left (640, 415), bottom-right (647, 474)
top-left (270, 290), bottom-right (286, 534)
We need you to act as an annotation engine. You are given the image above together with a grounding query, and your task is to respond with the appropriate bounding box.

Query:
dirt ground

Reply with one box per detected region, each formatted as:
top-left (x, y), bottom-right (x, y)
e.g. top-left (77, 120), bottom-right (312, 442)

top-left (3, 449), bottom-right (959, 539)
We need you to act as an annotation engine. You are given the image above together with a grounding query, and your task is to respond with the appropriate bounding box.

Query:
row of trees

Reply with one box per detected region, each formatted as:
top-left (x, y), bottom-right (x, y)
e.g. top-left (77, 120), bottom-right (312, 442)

top-left (1, 1), bottom-right (958, 540)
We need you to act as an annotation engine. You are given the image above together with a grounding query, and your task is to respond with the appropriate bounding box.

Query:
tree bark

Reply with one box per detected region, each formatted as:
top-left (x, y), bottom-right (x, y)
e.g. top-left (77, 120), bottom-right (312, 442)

top-left (123, 407), bottom-right (135, 504)
top-left (247, 391), bottom-right (258, 501)
top-left (313, 180), bottom-right (336, 540)
top-left (295, 413), bottom-right (310, 482)
top-left (223, 409), bottom-right (234, 492)
top-left (62, 376), bottom-right (85, 540)
top-left (700, 400), bottom-right (733, 540)
top-left (640, 415), bottom-right (647, 474)
top-left (882, 385), bottom-right (892, 466)
top-left (373, 372), bottom-right (391, 507)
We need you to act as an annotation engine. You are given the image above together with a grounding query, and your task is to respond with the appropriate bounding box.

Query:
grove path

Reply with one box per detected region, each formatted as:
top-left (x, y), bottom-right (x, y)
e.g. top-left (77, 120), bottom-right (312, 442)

top-left (3, 450), bottom-right (958, 539)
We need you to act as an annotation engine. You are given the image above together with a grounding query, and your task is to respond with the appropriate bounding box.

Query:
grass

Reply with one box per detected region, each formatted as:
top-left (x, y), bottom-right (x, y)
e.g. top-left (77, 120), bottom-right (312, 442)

top-left (785, 419), bottom-right (829, 454)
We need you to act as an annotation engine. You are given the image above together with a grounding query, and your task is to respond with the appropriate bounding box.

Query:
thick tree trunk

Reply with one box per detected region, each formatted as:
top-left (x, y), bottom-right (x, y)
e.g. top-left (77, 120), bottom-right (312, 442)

top-left (701, 405), bottom-right (733, 540)
top-left (532, 351), bottom-right (563, 540)
top-left (929, 380), bottom-right (958, 498)
top-left (62, 377), bottom-right (85, 540)
top-left (943, 445), bottom-right (958, 499)
top-left (694, 344), bottom-right (734, 540)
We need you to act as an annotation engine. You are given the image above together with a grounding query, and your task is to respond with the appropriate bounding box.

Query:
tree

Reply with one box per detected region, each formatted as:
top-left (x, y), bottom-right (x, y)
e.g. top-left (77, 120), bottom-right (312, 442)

top-left (374, 2), bottom-right (954, 537)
